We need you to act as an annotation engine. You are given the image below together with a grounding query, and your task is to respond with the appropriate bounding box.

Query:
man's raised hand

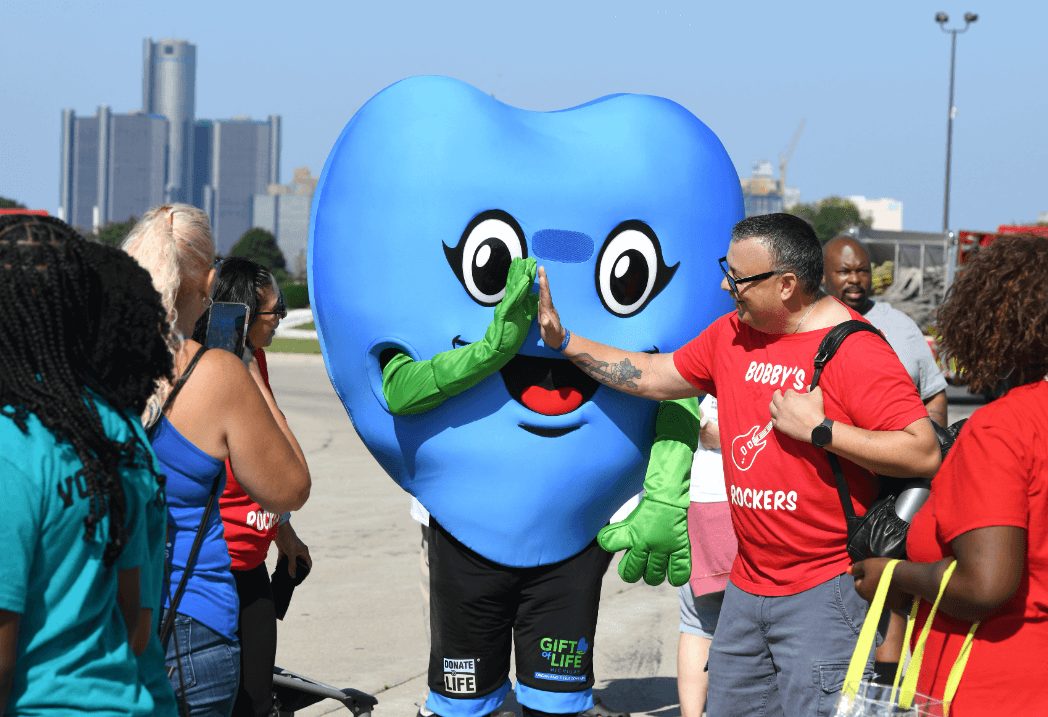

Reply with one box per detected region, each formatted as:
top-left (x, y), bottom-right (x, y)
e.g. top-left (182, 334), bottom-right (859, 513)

top-left (537, 266), bottom-right (566, 350)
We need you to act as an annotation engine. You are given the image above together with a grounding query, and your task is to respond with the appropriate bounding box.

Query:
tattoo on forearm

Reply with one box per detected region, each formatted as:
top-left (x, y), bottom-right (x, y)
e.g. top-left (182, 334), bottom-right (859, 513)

top-left (573, 353), bottom-right (643, 389)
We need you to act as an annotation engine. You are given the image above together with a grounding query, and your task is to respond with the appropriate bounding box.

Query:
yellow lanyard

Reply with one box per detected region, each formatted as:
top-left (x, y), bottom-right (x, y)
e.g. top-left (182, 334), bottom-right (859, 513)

top-left (840, 559), bottom-right (980, 716)
top-left (895, 560), bottom-right (980, 712)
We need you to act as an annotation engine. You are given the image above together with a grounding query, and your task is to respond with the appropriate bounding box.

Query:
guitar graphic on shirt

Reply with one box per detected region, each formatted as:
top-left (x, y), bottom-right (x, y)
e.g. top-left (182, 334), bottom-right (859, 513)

top-left (731, 421), bottom-right (773, 471)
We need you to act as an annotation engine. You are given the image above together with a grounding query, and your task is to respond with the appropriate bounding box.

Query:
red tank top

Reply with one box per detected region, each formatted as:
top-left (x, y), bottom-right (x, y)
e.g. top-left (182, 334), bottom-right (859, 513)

top-left (219, 349), bottom-right (282, 570)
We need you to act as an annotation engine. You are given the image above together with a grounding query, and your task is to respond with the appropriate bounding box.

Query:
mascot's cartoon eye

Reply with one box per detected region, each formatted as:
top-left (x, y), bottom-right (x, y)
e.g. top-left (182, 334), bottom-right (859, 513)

top-left (594, 221), bottom-right (678, 317)
top-left (444, 210), bottom-right (528, 306)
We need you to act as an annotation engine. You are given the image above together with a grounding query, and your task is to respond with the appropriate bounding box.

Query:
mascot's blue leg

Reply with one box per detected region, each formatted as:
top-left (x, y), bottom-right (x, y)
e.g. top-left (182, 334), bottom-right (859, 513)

top-left (517, 685), bottom-right (594, 715)
top-left (426, 681), bottom-right (512, 717)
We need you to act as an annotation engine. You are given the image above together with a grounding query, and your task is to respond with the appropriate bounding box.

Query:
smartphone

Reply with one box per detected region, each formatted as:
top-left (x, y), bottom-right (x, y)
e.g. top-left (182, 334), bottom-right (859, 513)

top-left (204, 302), bottom-right (249, 358)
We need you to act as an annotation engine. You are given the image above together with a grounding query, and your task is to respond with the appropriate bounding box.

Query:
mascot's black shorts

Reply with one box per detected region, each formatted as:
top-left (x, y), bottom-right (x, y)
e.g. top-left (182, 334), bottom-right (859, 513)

top-left (428, 518), bottom-right (613, 713)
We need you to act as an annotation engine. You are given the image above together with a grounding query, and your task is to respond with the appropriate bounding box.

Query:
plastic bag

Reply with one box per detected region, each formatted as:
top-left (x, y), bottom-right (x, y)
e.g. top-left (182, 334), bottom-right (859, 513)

top-left (835, 681), bottom-right (946, 717)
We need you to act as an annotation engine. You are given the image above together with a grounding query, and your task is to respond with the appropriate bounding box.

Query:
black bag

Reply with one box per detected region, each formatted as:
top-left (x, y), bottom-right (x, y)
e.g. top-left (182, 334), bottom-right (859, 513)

top-left (811, 321), bottom-right (966, 562)
top-left (271, 554), bottom-right (312, 620)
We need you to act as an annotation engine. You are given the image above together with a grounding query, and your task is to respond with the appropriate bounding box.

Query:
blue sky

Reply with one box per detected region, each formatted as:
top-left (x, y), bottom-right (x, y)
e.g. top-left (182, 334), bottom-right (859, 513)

top-left (2, 0), bottom-right (1044, 232)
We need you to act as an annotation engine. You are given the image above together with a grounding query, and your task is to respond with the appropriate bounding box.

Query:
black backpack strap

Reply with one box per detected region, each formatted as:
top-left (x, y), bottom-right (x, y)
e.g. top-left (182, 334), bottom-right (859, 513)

top-left (810, 320), bottom-right (889, 530)
top-left (828, 452), bottom-right (859, 525)
top-left (160, 344), bottom-right (209, 417)
top-left (810, 320), bottom-right (887, 390)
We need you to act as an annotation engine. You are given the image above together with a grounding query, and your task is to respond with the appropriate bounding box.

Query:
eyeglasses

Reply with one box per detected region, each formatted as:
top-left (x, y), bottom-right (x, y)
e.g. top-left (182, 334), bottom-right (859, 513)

top-left (718, 256), bottom-right (782, 295)
top-left (256, 291), bottom-right (287, 319)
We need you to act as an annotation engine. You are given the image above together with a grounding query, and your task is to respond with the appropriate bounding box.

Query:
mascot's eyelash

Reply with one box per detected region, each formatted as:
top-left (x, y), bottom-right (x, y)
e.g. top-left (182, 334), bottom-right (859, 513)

top-left (444, 209), bottom-right (528, 307)
top-left (593, 220), bottom-right (678, 318)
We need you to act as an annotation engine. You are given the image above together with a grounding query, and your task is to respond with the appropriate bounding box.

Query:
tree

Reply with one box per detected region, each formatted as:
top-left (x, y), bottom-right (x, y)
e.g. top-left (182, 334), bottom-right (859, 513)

top-left (230, 228), bottom-right (286, 272)
top-left (0, 196), bottom-right (26, 209)
top-left (788, 196), bottom-right (871, 244)
top-left (96, 216), bottom-right (137, 246)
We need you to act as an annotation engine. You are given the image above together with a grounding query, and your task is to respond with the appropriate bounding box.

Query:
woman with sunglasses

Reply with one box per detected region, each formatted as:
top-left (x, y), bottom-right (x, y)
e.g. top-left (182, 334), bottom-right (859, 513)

top-left (198, 257), bottom-right (311, 717)
top-left (123, 206), bottom-right (311, 717)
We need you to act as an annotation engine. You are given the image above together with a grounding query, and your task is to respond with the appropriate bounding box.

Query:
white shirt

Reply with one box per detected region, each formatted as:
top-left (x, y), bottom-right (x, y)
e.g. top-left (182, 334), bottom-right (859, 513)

top-left (690, 395), bottom-right (727, 503)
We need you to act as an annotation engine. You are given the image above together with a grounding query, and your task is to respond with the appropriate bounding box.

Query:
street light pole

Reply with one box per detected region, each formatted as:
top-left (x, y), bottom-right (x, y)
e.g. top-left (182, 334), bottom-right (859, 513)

top-left (937, 12), bottom-right (978, 234)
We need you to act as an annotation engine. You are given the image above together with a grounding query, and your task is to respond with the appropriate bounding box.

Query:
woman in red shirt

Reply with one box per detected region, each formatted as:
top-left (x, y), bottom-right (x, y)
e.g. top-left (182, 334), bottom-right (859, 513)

top-left (851, 234), bottom-right (1048, 716)
top-left (205, 258), bottom-right (313, 717)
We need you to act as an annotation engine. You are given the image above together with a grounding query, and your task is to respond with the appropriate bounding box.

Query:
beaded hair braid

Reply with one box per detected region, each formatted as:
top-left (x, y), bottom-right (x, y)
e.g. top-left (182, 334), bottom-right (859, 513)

top-left (0, 215), bottom-right (173, 567)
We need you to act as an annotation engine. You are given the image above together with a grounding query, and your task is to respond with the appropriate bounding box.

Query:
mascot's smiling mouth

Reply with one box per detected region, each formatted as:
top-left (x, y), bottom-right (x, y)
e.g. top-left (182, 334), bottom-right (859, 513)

top-left (499, 354), bottom-right (600, 431)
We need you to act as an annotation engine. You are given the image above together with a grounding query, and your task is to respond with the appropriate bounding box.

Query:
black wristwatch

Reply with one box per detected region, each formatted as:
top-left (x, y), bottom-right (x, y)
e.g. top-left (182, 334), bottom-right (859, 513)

top-left (811, 418), bottom-right (834, 448)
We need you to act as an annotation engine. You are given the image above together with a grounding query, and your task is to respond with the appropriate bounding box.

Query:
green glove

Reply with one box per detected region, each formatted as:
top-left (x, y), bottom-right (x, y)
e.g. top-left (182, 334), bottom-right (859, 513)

top-left (597, 397), bottom-right (701, 587)
top-left (382, 257), bottom-right (538, 415)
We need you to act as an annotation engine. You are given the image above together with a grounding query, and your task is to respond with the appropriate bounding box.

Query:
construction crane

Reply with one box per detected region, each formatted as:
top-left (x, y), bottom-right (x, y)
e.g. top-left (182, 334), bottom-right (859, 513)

top-left (778, 119), bottom-right (806, 195)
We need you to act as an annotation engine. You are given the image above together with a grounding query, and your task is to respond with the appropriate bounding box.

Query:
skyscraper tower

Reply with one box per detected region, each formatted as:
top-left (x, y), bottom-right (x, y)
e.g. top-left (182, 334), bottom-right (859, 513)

top-left (58, 106), bottom-right (167, 231)
top-left (143, 37), bottom-right (196, 203)
top-left (194, 115), bottom-right (281, 253)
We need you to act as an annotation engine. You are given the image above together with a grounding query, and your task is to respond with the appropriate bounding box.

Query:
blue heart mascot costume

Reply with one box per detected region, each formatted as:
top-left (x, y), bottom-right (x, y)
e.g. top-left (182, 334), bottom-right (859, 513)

top-left (310, 76), bottom-right (741, 717)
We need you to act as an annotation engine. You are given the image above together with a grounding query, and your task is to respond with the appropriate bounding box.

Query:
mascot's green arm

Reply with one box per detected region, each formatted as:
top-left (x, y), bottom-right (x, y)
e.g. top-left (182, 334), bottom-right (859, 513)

top-left (381, 257), bottom-right (539, 415)
top-left (598, 396), bottom-right (702, 587)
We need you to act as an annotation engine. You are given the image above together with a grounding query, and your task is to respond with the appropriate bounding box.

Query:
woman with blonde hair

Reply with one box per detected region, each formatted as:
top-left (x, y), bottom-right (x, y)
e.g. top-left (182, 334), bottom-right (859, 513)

top-left (123, 204), bottom-right (310, 717)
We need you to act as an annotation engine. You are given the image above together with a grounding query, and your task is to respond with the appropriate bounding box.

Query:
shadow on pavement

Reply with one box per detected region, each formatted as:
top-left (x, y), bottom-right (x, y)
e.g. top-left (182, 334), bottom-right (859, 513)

top-left (595, 677), bottom-right (680, 717)
top-left (488, 677), bottom-right (680, 717)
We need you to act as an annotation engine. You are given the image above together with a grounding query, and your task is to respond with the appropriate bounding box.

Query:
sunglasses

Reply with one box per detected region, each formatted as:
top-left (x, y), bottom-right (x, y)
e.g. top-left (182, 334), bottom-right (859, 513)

top-left (256, 291), bottom-right (287, 319)
top-left (718, 256), bottom-right (782, 295)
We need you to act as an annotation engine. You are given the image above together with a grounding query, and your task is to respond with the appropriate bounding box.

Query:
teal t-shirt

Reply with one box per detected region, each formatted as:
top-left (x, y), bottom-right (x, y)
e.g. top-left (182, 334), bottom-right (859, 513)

top-left (0, 399), bottom-right (156, 716)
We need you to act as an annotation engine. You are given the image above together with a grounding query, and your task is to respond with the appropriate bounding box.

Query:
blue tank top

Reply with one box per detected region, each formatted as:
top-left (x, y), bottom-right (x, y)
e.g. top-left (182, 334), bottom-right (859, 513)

top-left (151, 416), bottom-right (239, 640)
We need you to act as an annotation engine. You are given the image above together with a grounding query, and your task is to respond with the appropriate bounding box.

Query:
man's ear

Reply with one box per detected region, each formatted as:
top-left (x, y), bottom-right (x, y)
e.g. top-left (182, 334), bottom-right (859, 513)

top-left (779, 272), bottom-right (800, 303)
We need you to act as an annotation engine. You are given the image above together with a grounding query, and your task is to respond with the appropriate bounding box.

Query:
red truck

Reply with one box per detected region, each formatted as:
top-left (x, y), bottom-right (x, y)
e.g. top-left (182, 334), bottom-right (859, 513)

top-left (933, 225), bottom-right (1047, 397)
top-left (0, 209), bottom-right (49, 217)
top-left (958, 224), bottom-right (1048, 265)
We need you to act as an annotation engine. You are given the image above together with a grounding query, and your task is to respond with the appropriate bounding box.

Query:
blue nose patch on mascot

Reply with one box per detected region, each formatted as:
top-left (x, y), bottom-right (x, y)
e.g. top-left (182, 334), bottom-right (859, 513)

top-left (309, 76), bottom-right (741, 567)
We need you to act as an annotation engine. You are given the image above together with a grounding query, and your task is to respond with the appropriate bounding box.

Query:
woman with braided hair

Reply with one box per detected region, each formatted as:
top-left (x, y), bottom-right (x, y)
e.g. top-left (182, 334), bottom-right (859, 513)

top-left (122, 204), bottom-right (310, 717)
top-left (0, 214), bottom-right (173, 715)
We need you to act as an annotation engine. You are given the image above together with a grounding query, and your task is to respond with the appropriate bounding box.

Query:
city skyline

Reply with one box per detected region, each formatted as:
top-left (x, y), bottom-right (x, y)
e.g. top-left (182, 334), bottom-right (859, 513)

top-left (56, 36), bottom-right (282, 253)
top-left (2, 0), bottom-right (1046, 234)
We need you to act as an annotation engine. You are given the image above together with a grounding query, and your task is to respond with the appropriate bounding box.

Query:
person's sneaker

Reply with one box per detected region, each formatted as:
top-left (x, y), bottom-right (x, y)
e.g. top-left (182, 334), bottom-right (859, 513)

top-left (578, 697), bottom-right (630, 717)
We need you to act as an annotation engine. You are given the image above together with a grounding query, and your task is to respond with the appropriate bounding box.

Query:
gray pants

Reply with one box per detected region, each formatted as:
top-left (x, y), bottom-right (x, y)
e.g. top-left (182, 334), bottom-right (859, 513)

top-left (706, 575), bottom-right (875, 717)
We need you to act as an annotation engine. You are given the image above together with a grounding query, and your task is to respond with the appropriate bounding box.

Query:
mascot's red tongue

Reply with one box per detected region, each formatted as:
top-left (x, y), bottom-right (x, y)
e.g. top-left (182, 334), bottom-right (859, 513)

top-left (520, 386), bottom-right (584, 415)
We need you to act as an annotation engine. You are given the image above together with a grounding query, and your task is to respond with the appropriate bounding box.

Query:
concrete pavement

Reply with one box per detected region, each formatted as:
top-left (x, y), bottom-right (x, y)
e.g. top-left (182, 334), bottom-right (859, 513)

top-left (262, 353), bottom-right (984, 717)
top-left (264, 353), bottom-right (681, 717)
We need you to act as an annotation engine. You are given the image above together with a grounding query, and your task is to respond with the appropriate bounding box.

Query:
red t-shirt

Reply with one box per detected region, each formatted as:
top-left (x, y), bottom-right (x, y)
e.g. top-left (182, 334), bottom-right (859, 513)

top-left (673, 304), bottom-right (928, 595)
top-left (220, 348), bottom-right (281, 571)
top-left (906, 381), bottom-right (1048, 715)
